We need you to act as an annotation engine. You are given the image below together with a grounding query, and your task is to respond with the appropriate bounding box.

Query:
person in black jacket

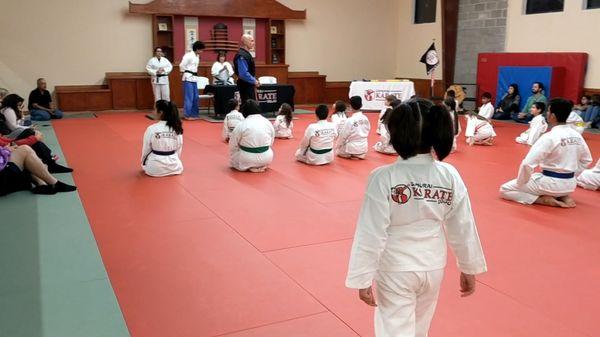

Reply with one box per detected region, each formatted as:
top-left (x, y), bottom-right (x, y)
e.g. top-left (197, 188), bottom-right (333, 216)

top-left (234, 34), bottom-right (260, 107)
top-left (493, 84), bottom-right (521, 120)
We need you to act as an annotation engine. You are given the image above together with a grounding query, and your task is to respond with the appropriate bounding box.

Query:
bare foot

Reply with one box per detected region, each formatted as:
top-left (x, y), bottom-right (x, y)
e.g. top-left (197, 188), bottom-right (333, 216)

top-left (483, 138), bottom-right (494, 146)
top-left (534, 195), bottom-right (569, 208)
top-left (557, 195), bottom-right (576, 208)
top-left (466, 137), bottom-right (475, 146)
top-left (249, 166), bottom-right (267, 173)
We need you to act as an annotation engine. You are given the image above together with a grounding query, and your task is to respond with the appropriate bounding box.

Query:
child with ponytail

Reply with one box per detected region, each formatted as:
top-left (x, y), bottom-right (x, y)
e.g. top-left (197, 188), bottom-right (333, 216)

top-left (141, 100), bottom-right (184, 177)
top-left (346, 98), bottom-right (487, 337)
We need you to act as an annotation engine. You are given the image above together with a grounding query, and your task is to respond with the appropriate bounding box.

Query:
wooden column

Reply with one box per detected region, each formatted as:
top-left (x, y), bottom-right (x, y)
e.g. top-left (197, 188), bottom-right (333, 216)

top-left (441, 0), bottom-right (459, 90)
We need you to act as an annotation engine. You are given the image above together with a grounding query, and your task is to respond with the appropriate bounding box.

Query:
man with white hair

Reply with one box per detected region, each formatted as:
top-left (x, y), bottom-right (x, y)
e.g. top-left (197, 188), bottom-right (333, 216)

top-left (234, 34), bottom-right (260, 107)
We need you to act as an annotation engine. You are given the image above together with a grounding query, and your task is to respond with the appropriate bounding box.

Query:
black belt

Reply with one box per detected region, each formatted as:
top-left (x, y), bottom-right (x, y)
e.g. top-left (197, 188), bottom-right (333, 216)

top-left (542, 170), bottom-right (575, 179)
top-left (156, 74), bottom-right (168, 77)
top-left (310, 147), bottom-right (332, 154)
top-left (184, 70), bottom-right (198, 76)
top-left (143, 150), bottom-right (176, 165)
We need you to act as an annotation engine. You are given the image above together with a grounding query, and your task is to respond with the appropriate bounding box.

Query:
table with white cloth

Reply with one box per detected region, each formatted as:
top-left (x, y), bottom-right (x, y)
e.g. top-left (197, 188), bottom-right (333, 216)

top-left (348, 80), bottom-right (416, 110)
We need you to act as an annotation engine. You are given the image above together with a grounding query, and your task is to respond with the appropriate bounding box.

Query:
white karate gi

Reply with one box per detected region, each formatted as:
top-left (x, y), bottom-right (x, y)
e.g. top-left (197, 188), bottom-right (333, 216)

top-left (516, 114), bottom-right (548, 145)
top-left (478, 102), bottom-right (494, 120)
top-left (372, 126), bottom-right (396, 155)
top-left (337, 111), bottom-right (371, 158)
top-left (211, 61), bottom-right (235, 85)
top-left (346, 154), bottom-right (487, 337)
top-left (465, 116), bottom-right (496, 143)
top-left (577, 159), bottom-right (600, 191)
top-left (331, 112), bottom-right (347, 134)
top-left (146, 56), bottom-right (173, 102)
top-left (273, 115), bottom-right (293, 138)
top-left (376, 106), bottom-right (390, 135)
top-left (567, 111), bottom-right (585, 134)
top-left (500, 125), bottom-right (592, 204)
top-left (141, 121), bottom-right (183, 177)
top-left (179, 51), bottom-right (200, 82)
top-left (222, 110), bottom-right (245, 142)
top-left (229, 114), bottom-right (275, 171)
top-left (295, 120), bottom-right (338, 165)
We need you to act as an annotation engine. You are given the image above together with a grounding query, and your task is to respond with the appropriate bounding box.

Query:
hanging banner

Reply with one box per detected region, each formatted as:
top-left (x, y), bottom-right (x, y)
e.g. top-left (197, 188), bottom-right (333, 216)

top-left (184, 17), bottom-right (198, 52)
top-left (242, 18), bottom-right (256, 58)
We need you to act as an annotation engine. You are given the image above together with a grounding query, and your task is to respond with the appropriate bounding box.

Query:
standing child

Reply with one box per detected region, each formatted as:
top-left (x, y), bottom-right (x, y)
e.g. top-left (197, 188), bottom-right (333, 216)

top-left (337, 96), bottom-right (371, 159)
top-left (478, 92), bottom-right (494, 120)
top-left (273, 103), bottom-right (294, 139)
top-left (141, 100), bottom-right (184, 177)
top-left (372, 108), bottom-right (396, 155)
top-left (346, 99), bottom-right (486, 337)
top-left (465, 111), bottom-right (495, 146)
top-left (295, 104), bottom-right (338, 165)
top-left (500, 98), bottom-right (592, 207)
top-left (229, 100), bottom-right (275, 173)
top-left (577, 159), bottom-right (600, 191)
top-left (222, 98), bottom-right (244, 142)
top-left (377, 95), bottom-right (396, 135)
top-left (443, 97), bottom-right (461, 152)
top-left (516, 102), bottom-right (547, 145)
top-left (331, 100), bottom-right (348, 134)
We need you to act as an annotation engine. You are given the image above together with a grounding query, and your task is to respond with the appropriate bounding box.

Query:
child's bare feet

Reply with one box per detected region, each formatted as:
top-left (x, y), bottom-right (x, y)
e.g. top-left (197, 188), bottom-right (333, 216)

top-left (249, 166), bottom-right (267, 173)
top-left (534, 195), bottom-right (569, 208)
top-left (557, 195), bottom-right (576, 208)
top-left (466, 137), bottom-right (475, 146)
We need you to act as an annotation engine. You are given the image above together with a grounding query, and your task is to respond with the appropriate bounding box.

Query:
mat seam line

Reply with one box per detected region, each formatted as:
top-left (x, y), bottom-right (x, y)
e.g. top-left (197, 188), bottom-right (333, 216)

top-left (262, 237), bottom-right (353, 253)
top-left (210, 310), bottom-right (329, 337)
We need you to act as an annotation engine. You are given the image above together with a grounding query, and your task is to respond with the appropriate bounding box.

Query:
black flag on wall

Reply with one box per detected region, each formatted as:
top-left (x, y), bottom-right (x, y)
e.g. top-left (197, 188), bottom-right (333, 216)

top-left (419, 43), bottom-right (439, 75)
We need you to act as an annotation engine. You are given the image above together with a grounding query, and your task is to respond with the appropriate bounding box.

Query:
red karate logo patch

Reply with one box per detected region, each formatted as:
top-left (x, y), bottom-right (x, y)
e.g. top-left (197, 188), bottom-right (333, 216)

top-left (364, 89), bottom-right (375, 101)
top-left (391, 184), bottom-right (412, 204)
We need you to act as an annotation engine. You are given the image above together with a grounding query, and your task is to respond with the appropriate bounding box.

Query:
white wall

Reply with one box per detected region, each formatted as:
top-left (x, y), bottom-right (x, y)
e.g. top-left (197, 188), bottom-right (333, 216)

top-left (395, 0), bottom-right (444, 80)
top-left (0, 0), bottom-right (152, 96)
top-left (505, 0), bottom-right (600, 88)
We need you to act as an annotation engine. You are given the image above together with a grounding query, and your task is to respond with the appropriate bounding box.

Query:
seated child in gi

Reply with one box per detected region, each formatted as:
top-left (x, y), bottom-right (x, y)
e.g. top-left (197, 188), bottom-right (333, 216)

top-left (443, 97), bottom-right (461, 152)
top-left (295, 104), bottom-right (338, 165)
top-left (346, 99), bottom-right (486, 337)
top-left (331, 100), bottom-right (348, 134)
top-left (516, 102), bottom-right (547, 146)
top-left (377, 95), bottom-right (396, 135)
top-left (273, 103), bottom-right (293, 139)
top-left (229, 100), bottom-right (275, 173)
top-left (478, 92), bottom-right (495, 120)
top-left (337, 96), bottom-right (371, 159)
top-left (465, 111), bottom-right (496, 146)
top-left (222, 98), bottom-right (244, 142)
top-left (577, 159), bottom-right (600, 191)
top-left (500, 98), bottom-right (592, 207)
top-left (372, 107), bottom-right (396, 155)
top-left (141, 100), bottom-right (184, 177)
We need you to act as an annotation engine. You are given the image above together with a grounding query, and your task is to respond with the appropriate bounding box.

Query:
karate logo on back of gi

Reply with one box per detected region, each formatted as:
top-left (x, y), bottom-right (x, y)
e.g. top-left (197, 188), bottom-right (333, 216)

top-left (390, 184), bottom-right (412, 205)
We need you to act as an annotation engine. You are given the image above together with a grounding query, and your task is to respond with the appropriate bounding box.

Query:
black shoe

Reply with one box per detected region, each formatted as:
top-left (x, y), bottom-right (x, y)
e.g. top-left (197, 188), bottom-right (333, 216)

top-left (32, 185), bottom-right (57, 195)
top-left (49, 163), bottom-right (74, 173)
top-left (54, 181), bottom-right (77, 193)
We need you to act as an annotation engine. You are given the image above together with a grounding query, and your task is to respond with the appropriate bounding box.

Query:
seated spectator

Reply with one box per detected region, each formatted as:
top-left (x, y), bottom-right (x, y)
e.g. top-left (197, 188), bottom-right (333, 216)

top-left (211, 51), bottom-right (235, 85)
top-left (1, 94), bottom-right (33, 139)
top-left (28, 78), bottom-right (64, 121)
top-left (229, 100), bottom-right (275, 173)
top-left (581, 94), bottom-right (600, 127)
top-left (0, 88), bottom-right (8, 107)
top-left (512, 82), bottom-right (547, 124)
top-left (141, 100), bottom-right (184, 177)
top-left (0, 142), bottom-right (76, 196)
top-left (493, 84), bottom-right (520, 120)
top-left (573, 95), bottom-right (591, 115)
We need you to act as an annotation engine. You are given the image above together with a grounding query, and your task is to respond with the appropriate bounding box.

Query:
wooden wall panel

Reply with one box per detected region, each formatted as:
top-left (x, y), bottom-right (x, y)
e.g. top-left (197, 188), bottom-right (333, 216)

top-left (110, 79), bottom-right (137, 109)
top-left (288, 72), bottom-right (326, 104)
top-left (55, 85), bottom-right (112, 111)
top-left (325, 81), bottom-right (351, 104)
top-left (136, 79), bottom-right (155, 109)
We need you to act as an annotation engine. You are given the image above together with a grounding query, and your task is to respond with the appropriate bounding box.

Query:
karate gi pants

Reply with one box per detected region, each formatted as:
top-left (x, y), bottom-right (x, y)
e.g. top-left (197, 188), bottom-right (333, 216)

top-left (500, 173), bottom-right (577, 204)
top-left (374, 269), bottom-right (444, 337)
top-left (183, 81), bottom-right (199, 118)
top-left (152, 83), bottom-right (170, 102)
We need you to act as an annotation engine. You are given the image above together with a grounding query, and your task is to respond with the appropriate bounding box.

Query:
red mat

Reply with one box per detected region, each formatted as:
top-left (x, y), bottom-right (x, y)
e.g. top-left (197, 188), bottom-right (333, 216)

top-left (53, 112), bottom-right (600, 337)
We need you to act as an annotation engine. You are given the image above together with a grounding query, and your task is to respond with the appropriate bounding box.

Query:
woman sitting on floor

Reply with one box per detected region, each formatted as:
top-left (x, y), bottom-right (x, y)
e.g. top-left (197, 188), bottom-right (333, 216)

top-left (141, 100), bottom-right (184, 177)
top-left (0, 141), bottom-right (76, 196)
top-left (229, 99), bottom-right (275, 173)
top-left (0, 94), bottom-right (33, 139)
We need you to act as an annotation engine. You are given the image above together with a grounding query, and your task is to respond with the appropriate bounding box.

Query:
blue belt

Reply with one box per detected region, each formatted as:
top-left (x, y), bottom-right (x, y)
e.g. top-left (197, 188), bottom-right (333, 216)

top-left (542, 170), bottom-right (575, 179)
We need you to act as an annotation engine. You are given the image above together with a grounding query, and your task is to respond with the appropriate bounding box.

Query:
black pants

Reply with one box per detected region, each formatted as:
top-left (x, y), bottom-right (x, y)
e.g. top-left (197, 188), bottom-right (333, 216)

top-left (237, 81), bottom-right (256, 109)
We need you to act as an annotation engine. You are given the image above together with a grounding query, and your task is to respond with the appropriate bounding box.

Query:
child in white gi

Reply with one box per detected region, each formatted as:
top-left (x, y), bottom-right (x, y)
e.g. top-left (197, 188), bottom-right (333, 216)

top-left (516, 102), bottom-right (547, 145)
top-left (500, 98), bottom-right (593, 207)
top-left (372, 108), bottom-right (396, 155)
top-left (337, 96), bottom-right (371, 159)
top-left (377, 95), bottom-right (396, 135)
top-left (141, 100), bottom-right (184, 177)
top-left (577, 159), bottom-right (600, 190)
top-left (295, 104), bottom-right (338, 165)
top-left (346, 99), bottom-right (487, 337)
top-left (273, 103), bottom-right (293, 139)
top-left (222, 99), bottom-right (244, 142)
top-left (567, 110), bottom-right (585, 134)
top-left (443, 97), bottom-right (461, 152)
top-left (331, 100), bottom-right (348, 134)
top-left (465, 111), bottom-right (496, 146)
top-left (229, 100), bottom-right (275, 173)
top-left (478, 92), bottom-right (495, 120)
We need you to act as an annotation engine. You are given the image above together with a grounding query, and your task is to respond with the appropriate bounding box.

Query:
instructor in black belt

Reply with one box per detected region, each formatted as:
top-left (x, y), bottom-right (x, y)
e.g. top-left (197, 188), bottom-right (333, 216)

top-left (234, 34), bottom-right (260, 108)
